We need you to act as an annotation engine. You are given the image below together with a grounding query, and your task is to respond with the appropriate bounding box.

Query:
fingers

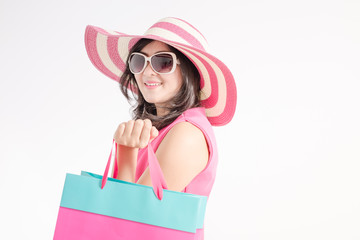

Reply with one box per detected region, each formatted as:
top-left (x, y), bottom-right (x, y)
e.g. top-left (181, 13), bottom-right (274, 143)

top-left (150, 126), bottom-right (159, 140)
top-left (139, 119), bottom-right (152, 148)
top-left (114, 119), bottom-right (158, 148)
top-left (123, 120), bottom-right (135, 139)
top-left (132, 119), bottom-right (145, 141)
top-left (114, 123), bottom-right (125, 140)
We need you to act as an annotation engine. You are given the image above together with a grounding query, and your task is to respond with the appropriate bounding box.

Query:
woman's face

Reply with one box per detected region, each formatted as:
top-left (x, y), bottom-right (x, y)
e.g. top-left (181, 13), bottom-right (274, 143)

top-left (133, 41), bottom-right (183, 116)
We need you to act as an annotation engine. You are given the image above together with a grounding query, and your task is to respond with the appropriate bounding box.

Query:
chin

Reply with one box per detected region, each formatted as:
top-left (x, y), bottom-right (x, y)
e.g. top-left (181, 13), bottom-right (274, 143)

top-left (144, 97), bottom-right (160, 105)
top-left (144, 97), bottom-right (169, 106)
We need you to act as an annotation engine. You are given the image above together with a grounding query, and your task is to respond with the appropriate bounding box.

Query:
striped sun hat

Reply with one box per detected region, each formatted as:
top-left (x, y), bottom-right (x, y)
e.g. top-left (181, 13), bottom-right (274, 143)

top-left (85, 17), bottom-right (237, 126)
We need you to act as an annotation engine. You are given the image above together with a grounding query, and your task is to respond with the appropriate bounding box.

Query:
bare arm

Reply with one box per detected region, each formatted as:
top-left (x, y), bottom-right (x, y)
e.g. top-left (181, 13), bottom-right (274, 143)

top-left (137, 122), bottom-right (209, 192)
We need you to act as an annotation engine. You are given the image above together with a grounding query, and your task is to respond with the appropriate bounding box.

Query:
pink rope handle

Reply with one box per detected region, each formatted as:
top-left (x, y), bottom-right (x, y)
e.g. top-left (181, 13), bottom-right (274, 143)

top-left (101, 139), bottom-right (116, 189)
top-left (147, 142), bottom-right (168, 200)
top-left (113, 141), bottom-right (118, 179)
top-left (101, 139), bottom-right (168, 200)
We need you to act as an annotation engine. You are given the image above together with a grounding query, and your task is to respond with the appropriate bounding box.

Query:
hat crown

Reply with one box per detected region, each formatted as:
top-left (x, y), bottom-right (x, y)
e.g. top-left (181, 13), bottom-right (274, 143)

top-left (143, 17), bottom-right (209, 52)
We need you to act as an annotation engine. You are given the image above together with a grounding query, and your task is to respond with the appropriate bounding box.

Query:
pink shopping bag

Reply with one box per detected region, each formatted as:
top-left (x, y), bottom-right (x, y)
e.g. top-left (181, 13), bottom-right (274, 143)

top-left (53, 140), bottom-right (207, 239)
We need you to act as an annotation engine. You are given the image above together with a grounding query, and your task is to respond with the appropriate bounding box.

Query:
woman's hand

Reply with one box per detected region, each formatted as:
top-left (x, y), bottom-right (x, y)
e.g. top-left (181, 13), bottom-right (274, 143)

top-left (113, 119), bottom-right (159, 149)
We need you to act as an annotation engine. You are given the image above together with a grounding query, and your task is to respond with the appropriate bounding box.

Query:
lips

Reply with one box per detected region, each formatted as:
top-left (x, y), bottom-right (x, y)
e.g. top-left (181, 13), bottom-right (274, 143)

top-left (144, 82), bottom-right (162, 87)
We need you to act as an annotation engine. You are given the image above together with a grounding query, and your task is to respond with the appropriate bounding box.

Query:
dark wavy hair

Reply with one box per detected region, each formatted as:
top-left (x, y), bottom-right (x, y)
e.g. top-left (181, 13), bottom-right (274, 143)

top-left (119, 39), bottom-right (201, 130)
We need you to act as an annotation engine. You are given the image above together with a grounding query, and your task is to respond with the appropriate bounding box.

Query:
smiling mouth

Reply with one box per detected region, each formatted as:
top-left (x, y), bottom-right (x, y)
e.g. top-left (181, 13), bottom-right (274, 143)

top-left (145, 82), bottom-right (162, 86)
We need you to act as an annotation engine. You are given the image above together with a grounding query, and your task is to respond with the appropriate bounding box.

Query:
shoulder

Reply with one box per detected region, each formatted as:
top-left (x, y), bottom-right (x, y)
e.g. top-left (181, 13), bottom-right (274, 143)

top-left (158, 121), bottom-right (208, 156)
top-left (155, 121), bottom-right (209, 189)
top-left (165, 121), bottom-right (206, 144)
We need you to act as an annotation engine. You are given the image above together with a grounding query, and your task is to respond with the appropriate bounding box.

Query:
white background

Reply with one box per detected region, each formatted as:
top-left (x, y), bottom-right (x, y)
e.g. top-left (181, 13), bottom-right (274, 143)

top-left (1, 0), bottom-right (359, 239)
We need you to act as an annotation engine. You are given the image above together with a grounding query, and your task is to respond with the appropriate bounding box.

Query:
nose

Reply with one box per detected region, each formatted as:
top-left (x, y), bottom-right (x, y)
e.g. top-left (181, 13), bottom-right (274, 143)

top-left (142, 60), bottom-right (157, 76)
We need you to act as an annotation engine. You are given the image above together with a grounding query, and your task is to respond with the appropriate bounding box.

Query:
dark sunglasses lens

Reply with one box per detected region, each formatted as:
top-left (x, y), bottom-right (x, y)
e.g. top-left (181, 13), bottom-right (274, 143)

top-left (152, 54), bottom-right (174, 73)
top-left (129, 54), bottom-right (145, 73)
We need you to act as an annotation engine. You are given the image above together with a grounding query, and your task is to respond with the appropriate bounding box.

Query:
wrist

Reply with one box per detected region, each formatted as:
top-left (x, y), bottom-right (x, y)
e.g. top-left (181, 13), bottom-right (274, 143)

top-left (116, 144), bottom-right (138, 166)
top-left (115, 144), bottom-right (139, 182)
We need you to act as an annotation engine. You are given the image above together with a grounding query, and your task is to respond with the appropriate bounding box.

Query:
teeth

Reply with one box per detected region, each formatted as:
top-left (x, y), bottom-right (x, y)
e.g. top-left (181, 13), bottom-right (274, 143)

top-left (145, 83), bottom-right (161, 86)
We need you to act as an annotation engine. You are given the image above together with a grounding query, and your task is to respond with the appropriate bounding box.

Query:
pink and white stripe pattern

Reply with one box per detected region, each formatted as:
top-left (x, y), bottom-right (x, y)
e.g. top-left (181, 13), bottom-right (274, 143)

top-left (85, 17), bottom-right (237, 126)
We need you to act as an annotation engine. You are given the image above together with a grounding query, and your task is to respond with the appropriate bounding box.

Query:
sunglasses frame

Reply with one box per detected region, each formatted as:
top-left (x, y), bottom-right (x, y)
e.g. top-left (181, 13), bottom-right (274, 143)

top-left (128, 51), bottom-right (180, 75)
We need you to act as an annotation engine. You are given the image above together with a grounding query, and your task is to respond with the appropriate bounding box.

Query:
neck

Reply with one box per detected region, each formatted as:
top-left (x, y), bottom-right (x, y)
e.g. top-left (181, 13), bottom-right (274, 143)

top-left (155, 105), bottom-right (169, 117)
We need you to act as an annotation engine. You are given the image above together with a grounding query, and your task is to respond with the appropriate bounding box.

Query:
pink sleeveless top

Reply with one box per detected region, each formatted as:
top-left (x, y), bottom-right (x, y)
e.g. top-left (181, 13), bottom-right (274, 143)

top-left (134, 107), bottom-right (218, 198)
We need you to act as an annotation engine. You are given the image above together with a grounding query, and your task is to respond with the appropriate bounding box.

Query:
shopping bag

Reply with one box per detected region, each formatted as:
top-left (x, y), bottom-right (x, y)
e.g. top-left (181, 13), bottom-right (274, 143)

top-left (53, 140), bottom-right (207, 240)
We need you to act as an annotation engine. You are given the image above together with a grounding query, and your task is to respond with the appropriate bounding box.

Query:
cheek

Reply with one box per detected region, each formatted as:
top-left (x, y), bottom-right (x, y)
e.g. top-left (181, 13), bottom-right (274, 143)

top-left (134, 75), bottom-right (143, 88)
top-left (173, 70), bottom-right (183, 90)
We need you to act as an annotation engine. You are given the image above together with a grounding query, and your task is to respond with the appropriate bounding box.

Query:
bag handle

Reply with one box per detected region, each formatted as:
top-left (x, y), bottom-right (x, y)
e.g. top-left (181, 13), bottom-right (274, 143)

top-left (101, 139), bottom-right (168, 200)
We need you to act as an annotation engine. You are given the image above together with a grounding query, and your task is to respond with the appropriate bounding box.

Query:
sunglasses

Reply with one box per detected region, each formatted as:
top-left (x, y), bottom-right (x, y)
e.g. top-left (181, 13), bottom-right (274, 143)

top-left (128, 52), bottom-right (180, 75)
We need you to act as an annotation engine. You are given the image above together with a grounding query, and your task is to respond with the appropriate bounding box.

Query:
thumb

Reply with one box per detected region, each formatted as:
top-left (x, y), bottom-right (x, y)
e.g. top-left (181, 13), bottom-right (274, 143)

top-left (150, 126), bottom-right (159, 140)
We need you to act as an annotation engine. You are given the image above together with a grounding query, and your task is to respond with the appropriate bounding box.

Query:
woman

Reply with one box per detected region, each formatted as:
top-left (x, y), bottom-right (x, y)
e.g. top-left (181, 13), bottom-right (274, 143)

top-left (114, 39), bottom-right (210, 192)
top-left (85, 16), bottom-right (237, 236)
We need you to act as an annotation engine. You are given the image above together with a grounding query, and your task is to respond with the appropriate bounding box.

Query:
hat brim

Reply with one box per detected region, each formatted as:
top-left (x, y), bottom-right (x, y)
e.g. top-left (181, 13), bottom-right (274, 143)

top-left (85, 25), bottom-right (237, 126)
